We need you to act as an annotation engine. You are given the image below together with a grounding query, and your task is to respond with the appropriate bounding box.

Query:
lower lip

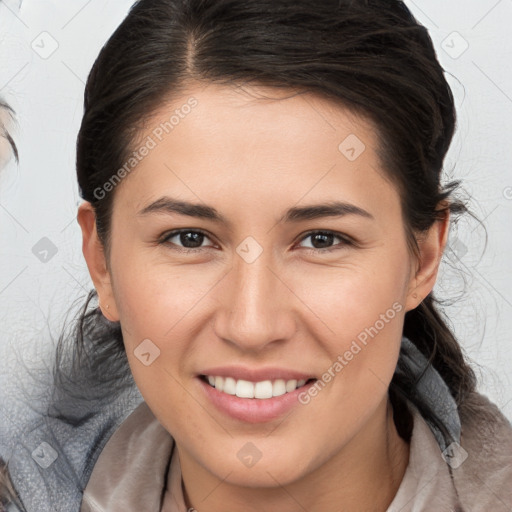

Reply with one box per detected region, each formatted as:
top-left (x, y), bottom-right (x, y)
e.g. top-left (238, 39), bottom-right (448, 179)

top-left (197, 376), bottom-right (317, 423)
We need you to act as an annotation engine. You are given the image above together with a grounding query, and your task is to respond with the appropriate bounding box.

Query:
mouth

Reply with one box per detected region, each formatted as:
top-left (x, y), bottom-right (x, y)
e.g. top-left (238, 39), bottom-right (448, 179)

top-left (199, 374), bottom-right (317, 400)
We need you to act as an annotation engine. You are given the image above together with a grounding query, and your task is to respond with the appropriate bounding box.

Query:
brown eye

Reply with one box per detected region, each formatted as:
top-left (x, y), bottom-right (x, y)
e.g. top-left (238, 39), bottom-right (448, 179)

top-left (297, 231), bottom-right (353, 253)
top-left (160, 229), bottom-right (215, 252)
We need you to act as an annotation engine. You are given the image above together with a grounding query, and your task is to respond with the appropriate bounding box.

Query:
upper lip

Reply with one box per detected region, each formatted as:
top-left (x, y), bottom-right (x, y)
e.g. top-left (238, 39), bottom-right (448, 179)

top-left (198, 366), bottom-right (317, 383)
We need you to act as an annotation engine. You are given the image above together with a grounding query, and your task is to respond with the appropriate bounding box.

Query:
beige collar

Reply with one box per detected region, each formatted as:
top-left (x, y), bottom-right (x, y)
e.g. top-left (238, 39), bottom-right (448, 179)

top-left (80, 400), bottom-right (461, 512)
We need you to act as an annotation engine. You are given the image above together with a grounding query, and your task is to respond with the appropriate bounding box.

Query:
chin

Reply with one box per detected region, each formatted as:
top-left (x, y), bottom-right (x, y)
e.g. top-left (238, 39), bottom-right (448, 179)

top-left (202, 449), bottom-right (310, 488)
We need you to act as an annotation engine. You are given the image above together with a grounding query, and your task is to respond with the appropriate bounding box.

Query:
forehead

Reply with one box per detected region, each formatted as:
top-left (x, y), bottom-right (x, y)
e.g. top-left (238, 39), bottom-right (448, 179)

top-left (113, 82), bottom-right (398, 220)
top-left (146, 82), bottom-right (379, 149)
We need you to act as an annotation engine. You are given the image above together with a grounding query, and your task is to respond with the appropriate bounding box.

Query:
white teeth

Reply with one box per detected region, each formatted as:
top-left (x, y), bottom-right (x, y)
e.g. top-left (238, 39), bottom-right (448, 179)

top-left (204, 376), bottom-right (312, 399)
top-left (236, 379), bottom-right (255, 398)
top-left (273, 379), bottom-right (287, 396)
top-left (285, 379), bottom-right (297, 392)
top-left (254, 380), bottom-right (273, 399)
top-left (223, 377), bottom-right (237, 395)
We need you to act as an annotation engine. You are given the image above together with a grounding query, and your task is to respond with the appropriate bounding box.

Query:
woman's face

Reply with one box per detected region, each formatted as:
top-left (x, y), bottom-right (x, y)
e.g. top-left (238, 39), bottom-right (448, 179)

top-left (80, 83), bottom-right (446, 492)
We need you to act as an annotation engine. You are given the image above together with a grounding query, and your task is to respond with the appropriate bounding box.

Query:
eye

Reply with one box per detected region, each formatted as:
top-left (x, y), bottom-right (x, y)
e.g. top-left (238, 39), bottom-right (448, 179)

top-left (158, 228), bottom-right (354, 254)
top-left (159, 229), bottom-right (216, 252)
top-left (296, 230), bottom-right (353, 253)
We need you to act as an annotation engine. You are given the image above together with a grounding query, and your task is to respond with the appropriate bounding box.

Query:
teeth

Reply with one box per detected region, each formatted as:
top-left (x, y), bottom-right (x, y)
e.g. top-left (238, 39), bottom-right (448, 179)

top-left (285, 379), bottom-right (297, 392)
top-left (204, 376), bottom-right (311, 399)
top-left (223, 377), bottom-right (237, 395)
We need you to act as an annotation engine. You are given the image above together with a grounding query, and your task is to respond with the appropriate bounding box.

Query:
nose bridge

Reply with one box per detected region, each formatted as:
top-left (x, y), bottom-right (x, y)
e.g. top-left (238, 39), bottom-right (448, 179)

top-left (215, 245), bottom-right (295, 350)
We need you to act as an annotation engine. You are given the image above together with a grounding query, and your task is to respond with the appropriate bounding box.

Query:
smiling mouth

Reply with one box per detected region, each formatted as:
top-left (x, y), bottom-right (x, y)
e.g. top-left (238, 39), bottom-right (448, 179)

top-left (199, 374), bottom-right (317, 399)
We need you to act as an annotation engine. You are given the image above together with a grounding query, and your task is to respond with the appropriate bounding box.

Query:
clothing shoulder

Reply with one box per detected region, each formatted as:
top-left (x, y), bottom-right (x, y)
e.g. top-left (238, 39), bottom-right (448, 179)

top-left (455, 391), bottom-right (512, 510)
top-left (80, 400), bottom-right (174, 512)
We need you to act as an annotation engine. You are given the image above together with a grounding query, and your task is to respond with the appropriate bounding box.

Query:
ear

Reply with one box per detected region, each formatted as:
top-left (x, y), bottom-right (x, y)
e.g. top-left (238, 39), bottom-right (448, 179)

top-left (77, 201), bottom-right (119, 321)
top-left (405, 203), bottom-right (450, 312)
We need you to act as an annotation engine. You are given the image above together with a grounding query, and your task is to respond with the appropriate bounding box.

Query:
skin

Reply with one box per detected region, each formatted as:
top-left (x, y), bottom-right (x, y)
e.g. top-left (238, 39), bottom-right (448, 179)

top-left (78, 82), bottom-right (450, 512)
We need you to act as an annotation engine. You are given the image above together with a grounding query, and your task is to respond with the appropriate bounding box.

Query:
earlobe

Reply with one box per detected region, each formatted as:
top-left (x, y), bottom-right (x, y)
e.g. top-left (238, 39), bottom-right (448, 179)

top-left (405, 205), bottom-right (450, 311)
top-left (77, 202), bottom-right (119, 321)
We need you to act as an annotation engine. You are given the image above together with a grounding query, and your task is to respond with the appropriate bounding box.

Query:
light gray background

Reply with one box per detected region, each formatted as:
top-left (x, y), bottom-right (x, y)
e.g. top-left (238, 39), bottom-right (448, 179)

top-left (0, 0), bottom-right (511, 421)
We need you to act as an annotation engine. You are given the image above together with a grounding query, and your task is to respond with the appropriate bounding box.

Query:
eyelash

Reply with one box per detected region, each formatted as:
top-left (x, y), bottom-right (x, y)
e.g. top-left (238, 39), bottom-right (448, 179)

top-left (158, 229), bottom-right (354, 254)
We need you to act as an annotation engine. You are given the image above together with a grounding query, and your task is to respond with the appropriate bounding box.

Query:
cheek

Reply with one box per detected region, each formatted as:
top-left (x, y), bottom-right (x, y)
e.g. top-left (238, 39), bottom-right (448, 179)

top-left (110, 254), bottom-right (216, 402)
top-left (292, 255), bottom-right (408, 341)
top-left (288, 255), bottom-right (407, 410)
top-left (111, 250), bottom-right (210, 341)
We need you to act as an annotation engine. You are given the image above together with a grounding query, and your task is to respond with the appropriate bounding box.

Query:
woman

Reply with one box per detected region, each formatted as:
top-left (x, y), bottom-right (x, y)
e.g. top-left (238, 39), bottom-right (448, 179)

top-left (5, 0), bottom-right (512, 511)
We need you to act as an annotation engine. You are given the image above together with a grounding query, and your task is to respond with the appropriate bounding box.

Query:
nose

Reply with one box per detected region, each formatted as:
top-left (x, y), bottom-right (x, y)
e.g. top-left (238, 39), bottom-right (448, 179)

top-left (212, 247), bottom-right (297, 353)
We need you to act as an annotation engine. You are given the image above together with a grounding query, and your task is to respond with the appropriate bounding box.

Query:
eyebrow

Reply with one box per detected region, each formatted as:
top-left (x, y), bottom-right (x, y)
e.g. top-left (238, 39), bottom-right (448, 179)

top-left (137, 196), bottom-right (374, 225)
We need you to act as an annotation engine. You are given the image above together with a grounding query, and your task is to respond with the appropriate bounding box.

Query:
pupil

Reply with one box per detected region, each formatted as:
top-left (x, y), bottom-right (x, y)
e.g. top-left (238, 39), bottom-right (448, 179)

top-left (181, 232), bottom-right (203, 248)
top-left (313, 233), bottom-right (333, 249)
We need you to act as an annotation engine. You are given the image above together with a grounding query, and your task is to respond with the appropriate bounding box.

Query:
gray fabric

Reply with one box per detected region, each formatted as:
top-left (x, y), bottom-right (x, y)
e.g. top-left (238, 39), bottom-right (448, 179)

top-left (0, 365), bottom-right (143, 512)
top-left (395, 336), bottom-right (461, 451)
top-left (0, 336), bottom-right (462, 511)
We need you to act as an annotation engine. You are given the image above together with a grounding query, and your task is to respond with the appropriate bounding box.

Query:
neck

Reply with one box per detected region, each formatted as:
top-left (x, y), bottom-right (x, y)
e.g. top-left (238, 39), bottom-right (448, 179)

top-left (169, 396), bottom-right (410, 512)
